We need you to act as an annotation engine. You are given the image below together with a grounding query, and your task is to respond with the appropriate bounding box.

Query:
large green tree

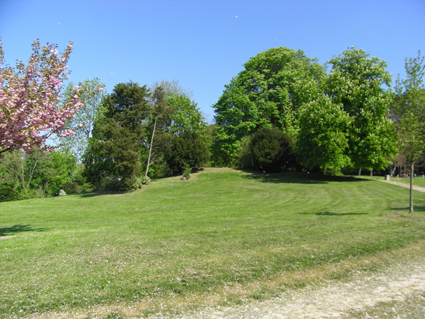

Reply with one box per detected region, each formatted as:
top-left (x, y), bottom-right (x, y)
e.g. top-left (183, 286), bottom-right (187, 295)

top-left (84, 82), bottom-right (150, 190)
top-left (325, 48), bottom-right (397, 172)
top-left (297, 96), bottom-right (352, 174)
top-left (391, 51), bottom-right (425, 213)
top-left (212, 47), bottom-right (325, 165)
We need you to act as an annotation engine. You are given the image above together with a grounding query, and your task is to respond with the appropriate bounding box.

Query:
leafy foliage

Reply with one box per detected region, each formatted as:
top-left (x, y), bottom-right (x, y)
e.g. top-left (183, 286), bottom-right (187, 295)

top-left (0, 185), bottom-right (19, 202)
top-left (212, 47), bottom-right (325, 165)
top-left (144, 81), bottom-right (208, 177)
top-left (325, 48), bottom-right (397, 171)
top-left (249, 128), bottom-right (296, 172)
top-left (390, 51), bottom-right (425, 212)
top-left (84, 82), bottom-right (150, 190)
top-left (165, 131), bottom-right (209, 175)
top-left (0, 148), bottom-right (76, 198)
top-left (297, 97), bottom-right (352, 174)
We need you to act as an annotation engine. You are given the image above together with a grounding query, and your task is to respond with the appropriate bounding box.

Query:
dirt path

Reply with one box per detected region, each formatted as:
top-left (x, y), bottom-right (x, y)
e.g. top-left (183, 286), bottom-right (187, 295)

top-left (379, 179), bottom-right (425, 193)
top-left (156, 257), bottom-right (425, 319)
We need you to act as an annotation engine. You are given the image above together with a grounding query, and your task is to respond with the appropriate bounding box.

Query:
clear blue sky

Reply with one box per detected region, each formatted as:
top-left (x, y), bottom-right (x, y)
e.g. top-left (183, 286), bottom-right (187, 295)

top-left (1, 0), bottom-right (424, 122)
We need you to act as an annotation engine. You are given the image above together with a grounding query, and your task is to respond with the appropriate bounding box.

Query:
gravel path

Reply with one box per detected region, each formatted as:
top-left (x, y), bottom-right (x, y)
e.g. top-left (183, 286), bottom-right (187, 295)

top-left (379, 179), bottom-right (425, 192)
top-left (156, 257), bottom-right (425, 319)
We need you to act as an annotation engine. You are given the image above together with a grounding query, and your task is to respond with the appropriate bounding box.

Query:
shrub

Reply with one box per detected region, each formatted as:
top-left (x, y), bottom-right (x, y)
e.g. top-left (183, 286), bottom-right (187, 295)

top-left (165, 131), bottom-right (209, 175)
top-left (182, 164), bottom-right (192, 180)
top-left (63, 181), bottom-right (81, 194)
top-left (81, 183), bottom-right (94, 193)
top-left (0, 186), bottom-right (19, 202)
top-left (140, 176), bottom-right (151, 185)
top-left (249, 128), bottom-right (296, 172)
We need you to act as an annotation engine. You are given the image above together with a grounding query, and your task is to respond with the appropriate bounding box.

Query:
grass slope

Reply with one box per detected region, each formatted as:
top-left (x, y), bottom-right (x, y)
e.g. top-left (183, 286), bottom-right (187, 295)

top-left (1, 168), bottom-right (424, 317)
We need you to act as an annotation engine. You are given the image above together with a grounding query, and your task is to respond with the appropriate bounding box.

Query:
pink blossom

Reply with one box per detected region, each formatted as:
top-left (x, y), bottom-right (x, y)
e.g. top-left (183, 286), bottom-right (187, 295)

top-left (0, 39), bottom-right (87, 154)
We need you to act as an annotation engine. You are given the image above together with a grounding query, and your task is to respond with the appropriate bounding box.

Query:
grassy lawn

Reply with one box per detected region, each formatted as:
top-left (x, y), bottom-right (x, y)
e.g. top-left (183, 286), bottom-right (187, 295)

top-left (1, 168), bottom-right (425, 318)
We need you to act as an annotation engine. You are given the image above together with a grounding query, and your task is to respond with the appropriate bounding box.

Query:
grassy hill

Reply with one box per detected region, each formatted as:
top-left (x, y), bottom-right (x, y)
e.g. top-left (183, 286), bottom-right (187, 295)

top-left (1, 168), bottom-right (424, 318)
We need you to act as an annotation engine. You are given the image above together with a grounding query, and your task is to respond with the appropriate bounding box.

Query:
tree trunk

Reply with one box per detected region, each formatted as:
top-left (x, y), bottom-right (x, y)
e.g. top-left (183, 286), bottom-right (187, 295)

top-left (370, 169), bottom-right (373, 176)
top-left (409, 162), bottom-right (414, 213)
top-left (145, 116), bottom-right (157, 177)
top-left (358, 168), bottom-right (362, 176)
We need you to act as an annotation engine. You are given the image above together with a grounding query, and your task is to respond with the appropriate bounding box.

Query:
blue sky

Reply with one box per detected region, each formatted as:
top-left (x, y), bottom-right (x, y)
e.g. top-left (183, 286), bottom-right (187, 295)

top-left (1, 0), bottom-right (424, 122)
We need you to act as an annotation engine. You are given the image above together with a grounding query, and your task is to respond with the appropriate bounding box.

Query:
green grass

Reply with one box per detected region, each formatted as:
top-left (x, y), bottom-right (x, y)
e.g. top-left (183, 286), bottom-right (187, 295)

top-left (360, 173), bottom-right (425, 187)
top-left (1, 168), bottom-right (425, 317)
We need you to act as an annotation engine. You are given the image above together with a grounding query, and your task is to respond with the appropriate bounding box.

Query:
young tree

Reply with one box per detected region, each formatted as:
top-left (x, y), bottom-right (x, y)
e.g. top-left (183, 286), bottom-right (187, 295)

top-left (145, 86), bottom-right (169, 177)
top-left (391, 51), bottom-right (425, 213)
top-left (0, 39), bottom-right (86, 154)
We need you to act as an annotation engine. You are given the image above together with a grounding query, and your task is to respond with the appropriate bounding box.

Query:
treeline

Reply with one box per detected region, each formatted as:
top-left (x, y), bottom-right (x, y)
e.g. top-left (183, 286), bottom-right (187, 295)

top-left (0, 79), bottom-right (210, 200)
top-left (1, 46), bottom-right (424, 201)
top-left (211, 47), bottom-right (425, 178)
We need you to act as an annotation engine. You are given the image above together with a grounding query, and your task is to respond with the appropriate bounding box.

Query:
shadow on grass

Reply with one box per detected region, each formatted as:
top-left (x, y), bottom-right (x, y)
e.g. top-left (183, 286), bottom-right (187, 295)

top-left (299, 211), bottom-right (369, 216)
top-left (390, 206), bottom-right (425, 212)
top-left (241, 171), bottom-right (371, 184)
top-left (0, 224), bottom-right (46, 236)
top-left (79, 190), bottom-right (132, 198)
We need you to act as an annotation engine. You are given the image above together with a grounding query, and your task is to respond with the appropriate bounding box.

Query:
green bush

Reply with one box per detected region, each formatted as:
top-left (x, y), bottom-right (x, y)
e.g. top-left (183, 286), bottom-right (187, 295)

top-left (81, 183), bottom-right (94, 193)
top-left (182, 164), bottom-right (192, 180)
top-left (165, 131), bottom-right (209, 175)
top-left (140, 176), bottom-right (151, 185)
top-left (249, 128), bottom-right (297, 172)
top-left (0, 186), bottom-right (19, 202)
top-left (63, 181), bottom-right (81, 194)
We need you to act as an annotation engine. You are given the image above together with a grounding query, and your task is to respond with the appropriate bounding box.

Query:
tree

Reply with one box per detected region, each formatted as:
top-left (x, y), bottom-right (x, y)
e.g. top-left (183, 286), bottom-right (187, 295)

top-left (0, 39), bottom-right (86, 154)
top-left (144, 80), bottom-right (207, 177)
top-left (145, 86), bottom-right (170, 177)
top-left (85, 82), bottom-right (150, 190)
top-left (297, 97), bottom-right (352, 174)
top-left (212, 47), bottom-right (325, 165)
top-left (391, 51), bottom-right (425, 213)
top-left (33, 149), bottom-right (76, 195)
top-left (59, 78), bottom-right (106, 161)
top-left (165, 93), bottom-right (206, 135)
top-left (325, 48), bottom-right (397, 172)
top-left (0, 148), bottom-right (75, 197)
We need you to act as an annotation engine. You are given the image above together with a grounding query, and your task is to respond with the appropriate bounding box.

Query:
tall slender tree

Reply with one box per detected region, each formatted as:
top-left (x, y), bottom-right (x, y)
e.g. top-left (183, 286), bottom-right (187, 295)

top-left (391, 51), bottom-right (425, 213)
top-left (145, 86), bottom-right (169, 177)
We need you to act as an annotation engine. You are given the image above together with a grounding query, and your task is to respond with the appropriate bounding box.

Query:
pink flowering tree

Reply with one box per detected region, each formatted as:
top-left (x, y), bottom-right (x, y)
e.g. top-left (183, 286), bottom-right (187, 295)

top-left (0, 39), bottom-right (86, 155)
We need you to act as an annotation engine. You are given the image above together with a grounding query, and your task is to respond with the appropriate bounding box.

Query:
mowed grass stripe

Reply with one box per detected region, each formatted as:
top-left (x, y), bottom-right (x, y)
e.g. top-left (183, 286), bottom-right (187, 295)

top-left (0, 168), bottom-right (424, 316)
